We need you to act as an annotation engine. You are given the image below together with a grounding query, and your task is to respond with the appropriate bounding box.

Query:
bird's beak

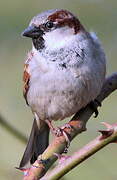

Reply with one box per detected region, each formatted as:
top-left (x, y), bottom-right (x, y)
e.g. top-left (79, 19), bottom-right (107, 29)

top-left (21, 25), bottom-right (43, 38)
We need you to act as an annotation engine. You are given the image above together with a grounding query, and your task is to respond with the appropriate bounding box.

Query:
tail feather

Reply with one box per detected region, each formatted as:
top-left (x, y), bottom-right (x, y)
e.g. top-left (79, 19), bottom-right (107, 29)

top-left (19, 119), bottom-right (49, 168)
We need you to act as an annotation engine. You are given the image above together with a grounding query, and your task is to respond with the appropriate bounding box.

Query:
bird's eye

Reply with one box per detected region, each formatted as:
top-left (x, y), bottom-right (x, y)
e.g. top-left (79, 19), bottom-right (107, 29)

top-left (45, 21), bottom-right (54, 29)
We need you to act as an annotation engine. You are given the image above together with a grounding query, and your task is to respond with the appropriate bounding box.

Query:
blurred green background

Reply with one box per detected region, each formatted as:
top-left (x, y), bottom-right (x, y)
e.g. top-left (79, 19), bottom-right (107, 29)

top-left (0, 0), bottom-right (117, 179)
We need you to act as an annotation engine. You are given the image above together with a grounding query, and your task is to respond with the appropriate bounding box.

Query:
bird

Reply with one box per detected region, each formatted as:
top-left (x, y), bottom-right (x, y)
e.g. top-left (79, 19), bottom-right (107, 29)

top-left (19, 9), bottom-right (106, 168)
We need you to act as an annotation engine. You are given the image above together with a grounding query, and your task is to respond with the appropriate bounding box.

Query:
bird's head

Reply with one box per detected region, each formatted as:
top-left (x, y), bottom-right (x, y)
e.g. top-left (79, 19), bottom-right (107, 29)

top-left (22, 9), bottom-right (85, 51)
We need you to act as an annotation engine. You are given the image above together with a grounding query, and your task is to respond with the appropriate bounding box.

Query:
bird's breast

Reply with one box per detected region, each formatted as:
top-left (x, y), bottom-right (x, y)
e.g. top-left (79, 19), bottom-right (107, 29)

top-left (27, 64), bottom-right (100, 121)
top-left (26, 47), bottom-right (105, 121)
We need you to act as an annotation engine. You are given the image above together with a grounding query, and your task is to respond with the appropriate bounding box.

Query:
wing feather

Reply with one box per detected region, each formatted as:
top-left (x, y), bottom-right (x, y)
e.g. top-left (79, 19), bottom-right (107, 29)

top-left (23, 51), bottom-right (34, 105)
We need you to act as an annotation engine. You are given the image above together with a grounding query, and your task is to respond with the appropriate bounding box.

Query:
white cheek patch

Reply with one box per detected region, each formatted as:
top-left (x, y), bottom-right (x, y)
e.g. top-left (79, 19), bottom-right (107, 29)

top-left (43, 27), bottom-right (75, 50)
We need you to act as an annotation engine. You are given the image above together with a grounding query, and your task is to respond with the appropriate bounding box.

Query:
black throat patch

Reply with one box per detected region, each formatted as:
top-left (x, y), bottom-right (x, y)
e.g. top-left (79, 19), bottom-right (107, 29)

top-left (32, 36), bottom-right (45, 51)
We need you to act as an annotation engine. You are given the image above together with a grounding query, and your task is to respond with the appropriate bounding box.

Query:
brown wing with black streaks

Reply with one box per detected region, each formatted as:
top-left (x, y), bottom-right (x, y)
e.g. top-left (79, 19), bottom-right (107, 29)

top-left (23, 51), bottom-right (34, 105)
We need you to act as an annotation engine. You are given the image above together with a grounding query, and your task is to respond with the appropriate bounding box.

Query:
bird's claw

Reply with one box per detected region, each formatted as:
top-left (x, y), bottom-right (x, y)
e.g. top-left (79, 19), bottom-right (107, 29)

top-left (45, 120), bottom-right (71, 153)
top-left (89, 100), bottom-right (101, 118)
top-left (53, 127), bottom-right (63, 137)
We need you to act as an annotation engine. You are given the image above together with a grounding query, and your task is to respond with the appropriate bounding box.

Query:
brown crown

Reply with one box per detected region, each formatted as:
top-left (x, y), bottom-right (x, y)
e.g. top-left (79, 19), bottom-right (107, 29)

top-left (48, 10), bottom-right (85, 34)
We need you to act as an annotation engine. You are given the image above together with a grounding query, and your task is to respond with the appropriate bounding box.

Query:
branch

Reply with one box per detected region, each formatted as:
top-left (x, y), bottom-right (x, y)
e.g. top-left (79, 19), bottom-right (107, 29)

top-left (22, 73), bottom-right (117, 180)
top-left (0, 114), bottom-right (27, 143)
top-left (41, 122), bottom-right (117, 180)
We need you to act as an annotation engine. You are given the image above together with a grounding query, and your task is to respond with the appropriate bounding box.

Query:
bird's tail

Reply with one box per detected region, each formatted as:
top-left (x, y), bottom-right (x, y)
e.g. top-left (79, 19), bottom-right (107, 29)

top-left (19, 119), bottom-right (49, 168)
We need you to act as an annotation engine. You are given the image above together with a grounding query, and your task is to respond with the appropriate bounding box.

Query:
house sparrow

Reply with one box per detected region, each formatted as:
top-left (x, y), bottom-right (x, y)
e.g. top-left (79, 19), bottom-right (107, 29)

top-left (20, 9), bottom-right (106, 168)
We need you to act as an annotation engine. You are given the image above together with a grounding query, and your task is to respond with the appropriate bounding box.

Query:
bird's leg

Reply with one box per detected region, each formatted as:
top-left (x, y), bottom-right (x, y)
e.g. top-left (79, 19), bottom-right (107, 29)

top-left (89, 100), bottom-right (101, 118)
top-left (45, 120), bottom-right (71, 153)
top-left (45, 120), bottom-right (62, 136)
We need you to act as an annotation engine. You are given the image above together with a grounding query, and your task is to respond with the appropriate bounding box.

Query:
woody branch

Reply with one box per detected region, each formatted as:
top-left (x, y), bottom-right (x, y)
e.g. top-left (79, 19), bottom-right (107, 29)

top-left (41, 122), bottom-right (117, 180)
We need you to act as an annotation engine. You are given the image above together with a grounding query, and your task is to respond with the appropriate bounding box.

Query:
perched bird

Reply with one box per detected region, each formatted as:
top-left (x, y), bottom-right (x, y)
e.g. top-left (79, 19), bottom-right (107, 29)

top-left (20, 9), bottom-right (106, 168)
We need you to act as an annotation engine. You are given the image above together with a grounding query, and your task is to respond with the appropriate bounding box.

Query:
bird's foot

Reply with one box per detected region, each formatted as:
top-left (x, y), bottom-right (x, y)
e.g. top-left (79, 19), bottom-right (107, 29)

top-left (62, 123), bottom-right (72, 130)
top-left (45, 120), bottom-right (72, 153)
top-left (53, 127), bottom-right (63, 137)
top-left (45, 120), bottom-right (62, 136)
top-left (61, 123), bottom-right (73, 152)
top-left (89, 100), bottom-right (101, 118)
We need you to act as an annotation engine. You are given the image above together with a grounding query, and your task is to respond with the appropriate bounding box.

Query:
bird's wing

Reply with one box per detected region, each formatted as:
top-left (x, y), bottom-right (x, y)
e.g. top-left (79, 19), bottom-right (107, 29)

top-left (23, 51), bottom-right (34, 105)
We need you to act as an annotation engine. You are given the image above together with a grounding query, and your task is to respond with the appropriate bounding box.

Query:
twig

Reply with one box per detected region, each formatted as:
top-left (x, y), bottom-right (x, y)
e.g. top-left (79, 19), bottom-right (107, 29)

top-left (22, 73), bottom-right (117, 180)
top-left (41, 122), bottom-right (117, 180)
top-left (0, 114), bottom-right (27, 143)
